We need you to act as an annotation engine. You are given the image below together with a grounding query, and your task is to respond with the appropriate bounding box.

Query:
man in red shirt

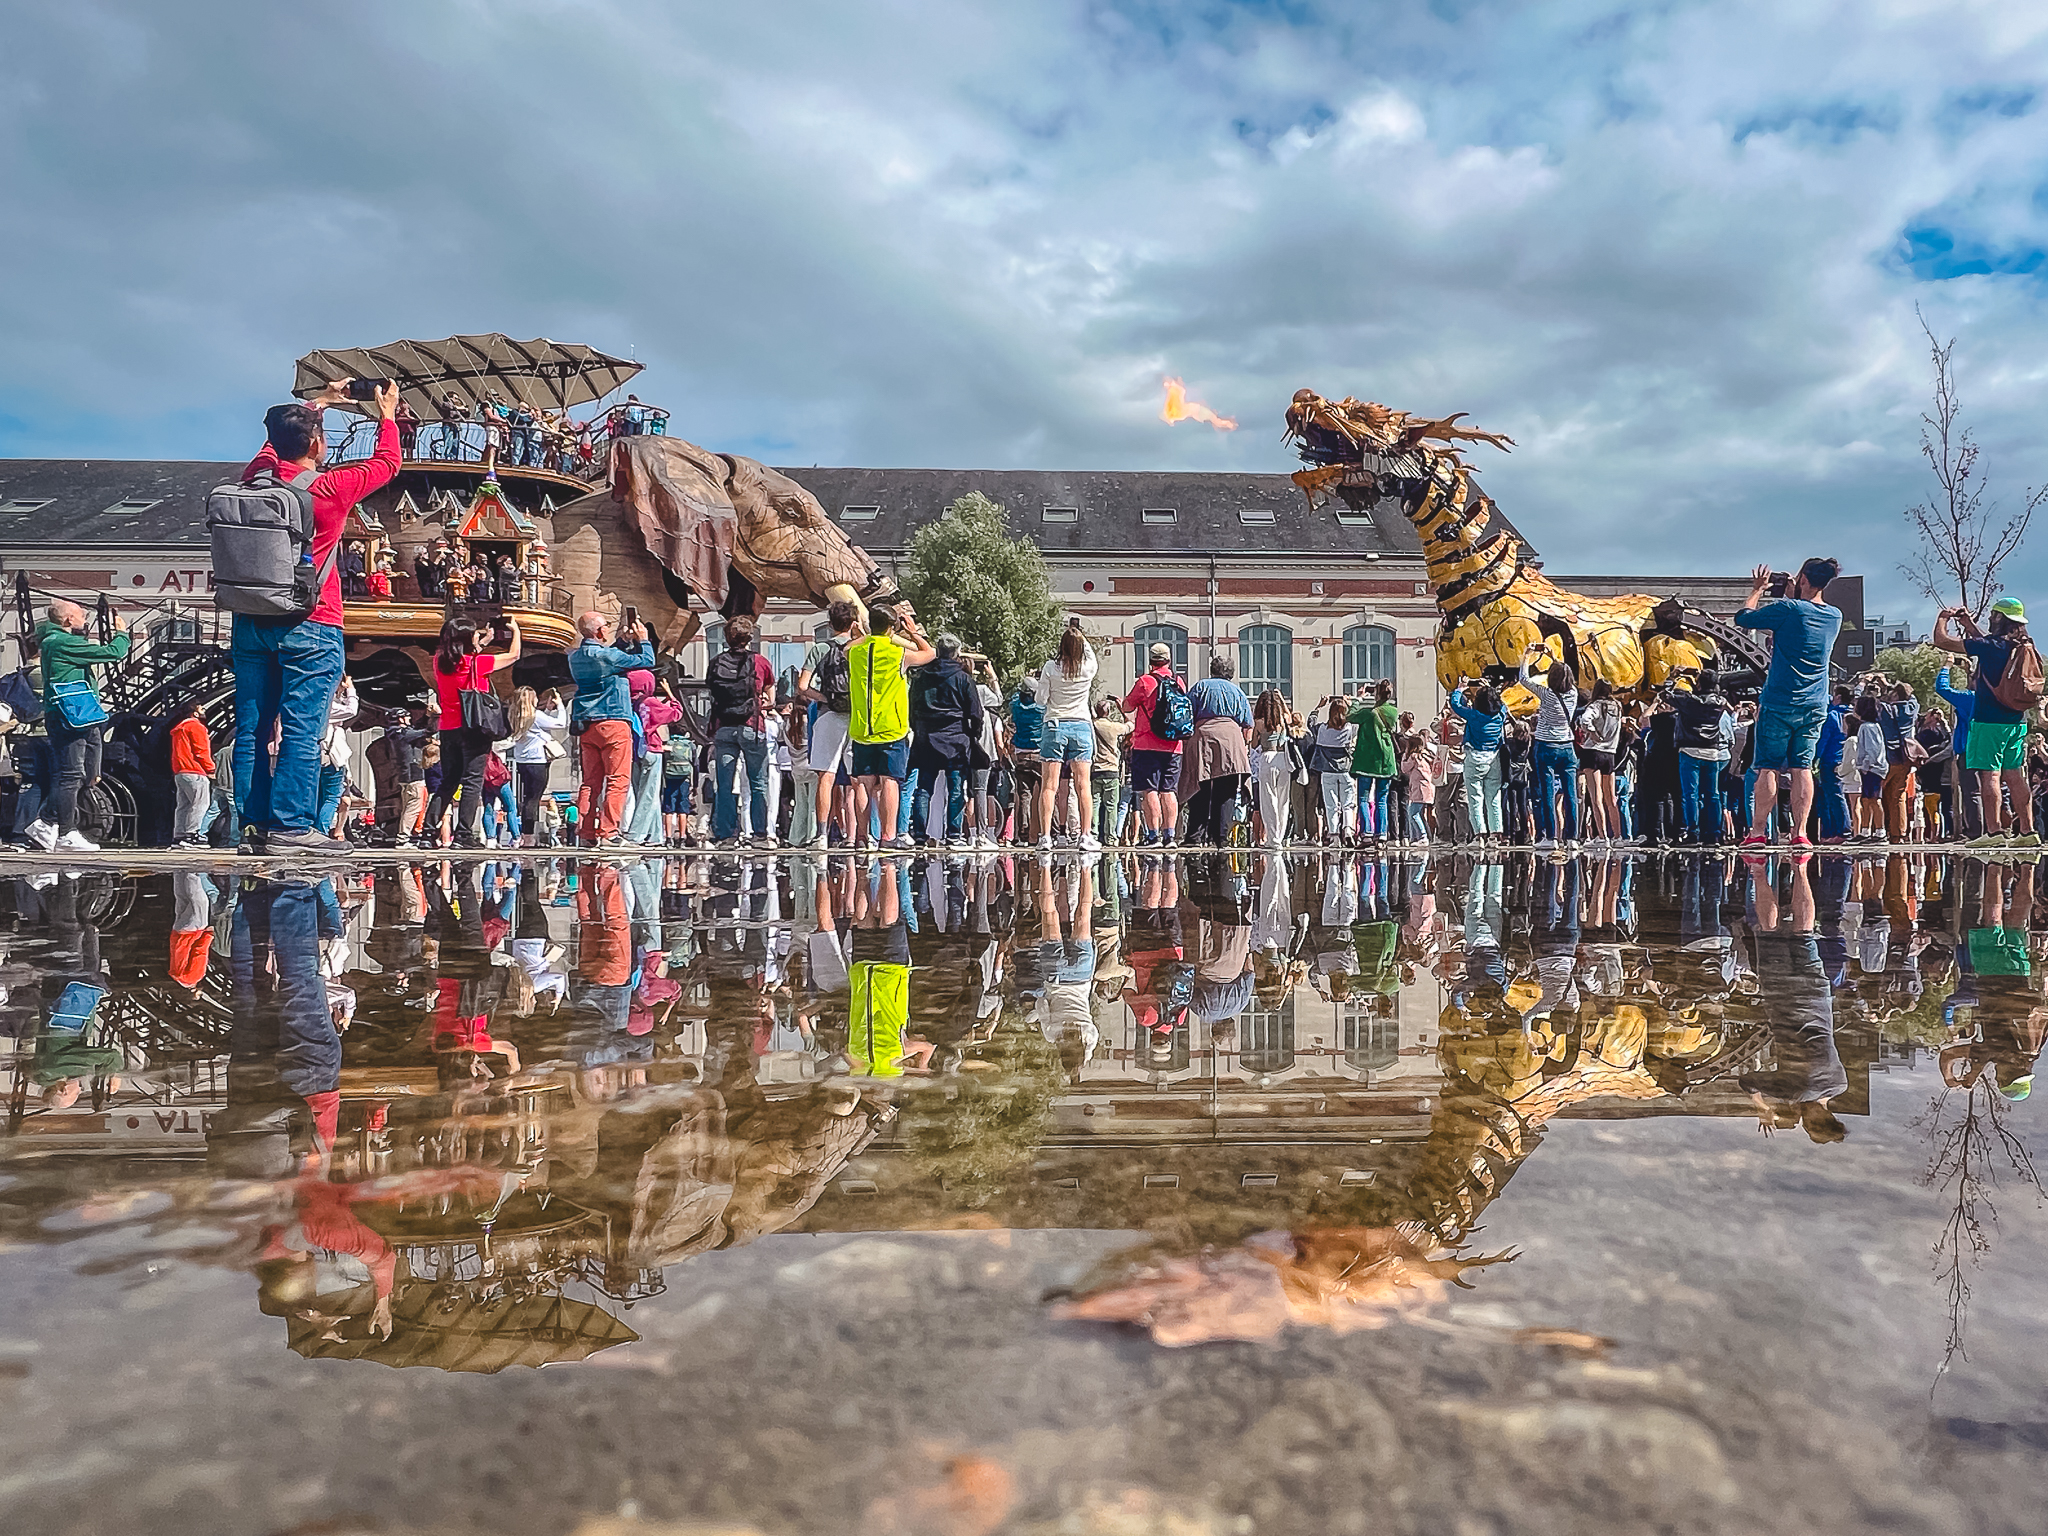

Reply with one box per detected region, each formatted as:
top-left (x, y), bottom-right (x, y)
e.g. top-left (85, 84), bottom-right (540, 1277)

top-left (1121, 641), bottom-right (1186, 847)
top-left (234, 380), bottom-right (400, 854)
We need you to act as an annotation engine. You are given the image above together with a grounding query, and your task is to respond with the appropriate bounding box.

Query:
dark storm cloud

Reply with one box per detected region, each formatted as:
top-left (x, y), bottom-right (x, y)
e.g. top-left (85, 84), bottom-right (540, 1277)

top-left (3, 1), bottom-right (2046, 619)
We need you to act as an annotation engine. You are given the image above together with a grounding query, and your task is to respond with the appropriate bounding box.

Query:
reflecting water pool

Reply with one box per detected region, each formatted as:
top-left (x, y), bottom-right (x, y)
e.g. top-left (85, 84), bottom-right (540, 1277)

top-left (0, 850), bottom-right (2043, 1536)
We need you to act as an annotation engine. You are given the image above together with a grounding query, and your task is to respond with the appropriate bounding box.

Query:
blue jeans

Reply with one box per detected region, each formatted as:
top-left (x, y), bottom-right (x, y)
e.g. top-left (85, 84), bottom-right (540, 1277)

top-left (1616, 772), bottom-right (1635, 840)
top-left (1532, 741), bottom-right (1579, 841)
top-left (232, 617), bottom-right (344, 836)
top-left (713, 725), bottom-right (769, 840)
top-left (911, 764), bottom-right (967, 841)
top-left (1354, 774), bottom-right (1391, 837)
top-left (899, 767), bottom-right (920, 838)
top-left (1817, 760), bottom-right (1851, 839)
top-left (230, 878), bottom-right (342, 1108)
top-left (481, 783), bottom-right (521, 842)
top-left (315, 764), bottom-right (345, 834)
top-left (1680, 754), bottom-right (1724, 841)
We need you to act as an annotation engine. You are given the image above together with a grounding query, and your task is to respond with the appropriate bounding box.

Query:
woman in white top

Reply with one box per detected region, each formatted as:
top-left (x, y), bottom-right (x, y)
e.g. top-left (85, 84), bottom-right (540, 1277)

top-left (1517, 644), bottom-right (1582, 847)
top-left (1034, 620), bottom-right (1101, 850)
top-left (1853, 696), bottom-right (1888, 841)
top-left (1575, 679), bottom-right (1624, 844)
top-left (508, 687), bottom-right (566, 847)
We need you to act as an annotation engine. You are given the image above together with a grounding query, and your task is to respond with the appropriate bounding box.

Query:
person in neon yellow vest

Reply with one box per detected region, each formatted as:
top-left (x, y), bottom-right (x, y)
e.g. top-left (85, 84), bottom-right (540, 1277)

top-left (847, 602), bottom-right (937, 852)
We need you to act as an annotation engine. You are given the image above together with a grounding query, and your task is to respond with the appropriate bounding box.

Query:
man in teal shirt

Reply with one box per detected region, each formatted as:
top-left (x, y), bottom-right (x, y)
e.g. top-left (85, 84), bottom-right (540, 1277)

top-left (1733, 556), bottom-right (1843, 849)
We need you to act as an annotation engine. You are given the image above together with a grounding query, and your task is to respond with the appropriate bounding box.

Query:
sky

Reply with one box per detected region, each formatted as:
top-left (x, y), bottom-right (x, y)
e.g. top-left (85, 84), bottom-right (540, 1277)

top-left (3, 0), bottom-right (2046, 623)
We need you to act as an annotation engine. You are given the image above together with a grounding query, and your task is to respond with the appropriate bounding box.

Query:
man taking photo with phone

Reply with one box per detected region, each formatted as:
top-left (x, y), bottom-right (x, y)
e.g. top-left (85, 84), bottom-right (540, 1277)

top-left (232, 378), bottom-right (401, 854)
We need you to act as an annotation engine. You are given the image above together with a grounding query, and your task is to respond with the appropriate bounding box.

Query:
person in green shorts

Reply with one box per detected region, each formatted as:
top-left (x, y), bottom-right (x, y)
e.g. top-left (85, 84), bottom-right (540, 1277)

top-left (1934, 595), bottom-right (2038, 847)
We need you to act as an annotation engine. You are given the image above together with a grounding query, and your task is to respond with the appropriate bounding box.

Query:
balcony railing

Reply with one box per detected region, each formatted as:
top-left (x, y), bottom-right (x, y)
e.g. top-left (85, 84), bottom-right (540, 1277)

top-left (324, 401), bottom-right (671, 481)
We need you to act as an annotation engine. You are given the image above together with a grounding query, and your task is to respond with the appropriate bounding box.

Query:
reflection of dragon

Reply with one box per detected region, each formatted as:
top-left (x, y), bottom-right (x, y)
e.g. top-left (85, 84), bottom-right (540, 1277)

top-left (1284, 390), bottom-right (1760, 692)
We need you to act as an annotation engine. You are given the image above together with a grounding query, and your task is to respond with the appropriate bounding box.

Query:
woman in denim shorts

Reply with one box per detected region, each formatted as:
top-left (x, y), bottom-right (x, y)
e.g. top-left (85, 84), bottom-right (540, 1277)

top-left (1034, 621), bottom-right (1102, 851)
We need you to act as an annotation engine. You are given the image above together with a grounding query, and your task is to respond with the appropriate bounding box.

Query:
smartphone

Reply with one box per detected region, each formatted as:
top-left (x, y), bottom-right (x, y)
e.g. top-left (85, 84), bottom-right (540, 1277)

top-left (347, 377), bottom-right (394, 401)
top-left (622, 604), bottom-right (639, 635)
top-left (493, 615), bottom-right (513, 646)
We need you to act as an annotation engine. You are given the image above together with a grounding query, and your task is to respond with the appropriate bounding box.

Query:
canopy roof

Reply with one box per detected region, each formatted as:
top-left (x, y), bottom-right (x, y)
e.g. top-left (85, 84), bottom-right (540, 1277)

top-left (293, 334), bottom-right (642, 419)
top-left (287, 1285), bottom-right (640, 1372)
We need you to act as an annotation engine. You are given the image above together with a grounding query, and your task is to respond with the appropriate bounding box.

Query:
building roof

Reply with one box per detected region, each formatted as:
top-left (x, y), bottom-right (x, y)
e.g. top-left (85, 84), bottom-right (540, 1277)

top-left (0, 456), bottom-right (1521, 566)
top-left (0, 459), bottom-right (236, 549)
top-left (773, 466), bottom-right (1449, 561)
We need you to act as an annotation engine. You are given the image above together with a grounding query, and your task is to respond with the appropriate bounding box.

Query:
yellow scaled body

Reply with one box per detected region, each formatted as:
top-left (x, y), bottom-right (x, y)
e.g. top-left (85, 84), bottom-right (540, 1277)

top-left (1286, 392), bottom-right (1720, 694)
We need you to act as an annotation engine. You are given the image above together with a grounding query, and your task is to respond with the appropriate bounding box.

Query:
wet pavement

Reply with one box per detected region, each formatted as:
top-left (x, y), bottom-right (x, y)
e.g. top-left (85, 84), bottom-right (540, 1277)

top-left (0, 849), bottom-right (2042, 1536)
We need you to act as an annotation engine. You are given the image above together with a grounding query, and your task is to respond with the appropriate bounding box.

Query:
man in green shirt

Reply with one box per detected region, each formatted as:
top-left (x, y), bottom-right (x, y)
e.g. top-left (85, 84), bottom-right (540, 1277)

top-left (847, 602), bottom-right (936, 851)
top-left (24, 600), bottom-right (131, 853)
top-left (1347, 680), bottom-right (1399, 842)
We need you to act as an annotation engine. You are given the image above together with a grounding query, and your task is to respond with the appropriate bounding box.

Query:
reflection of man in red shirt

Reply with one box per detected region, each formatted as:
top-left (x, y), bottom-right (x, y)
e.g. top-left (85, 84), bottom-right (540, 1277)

top-left (234, 381), bottom-right (401, 850)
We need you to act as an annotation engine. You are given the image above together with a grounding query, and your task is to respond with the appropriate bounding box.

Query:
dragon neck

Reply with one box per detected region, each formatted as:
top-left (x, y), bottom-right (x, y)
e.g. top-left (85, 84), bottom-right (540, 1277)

top-left (1403, 446), bottom-right (1532, 623)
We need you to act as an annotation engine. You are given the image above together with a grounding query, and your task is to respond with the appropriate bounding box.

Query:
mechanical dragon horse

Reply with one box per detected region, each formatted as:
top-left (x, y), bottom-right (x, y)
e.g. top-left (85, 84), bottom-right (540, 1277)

top-left (1283, 391), bottom-right (1766, 693)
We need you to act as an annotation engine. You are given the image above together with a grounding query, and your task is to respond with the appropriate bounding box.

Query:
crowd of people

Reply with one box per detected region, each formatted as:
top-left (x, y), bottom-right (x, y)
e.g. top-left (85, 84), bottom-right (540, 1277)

top-left (377, 389), bottom-right (666, 477)
top-left (4, 379), bottom-right (2044, 870)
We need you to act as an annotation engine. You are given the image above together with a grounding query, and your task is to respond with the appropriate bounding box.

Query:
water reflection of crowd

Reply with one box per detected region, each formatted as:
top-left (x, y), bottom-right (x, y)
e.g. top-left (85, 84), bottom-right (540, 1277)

top-left (0, 847), bottom-right (2040, 1361)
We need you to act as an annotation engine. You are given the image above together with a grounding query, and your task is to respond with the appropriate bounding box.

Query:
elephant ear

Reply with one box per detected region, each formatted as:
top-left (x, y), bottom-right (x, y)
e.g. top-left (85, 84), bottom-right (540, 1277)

top-left (605, 436), bottom-right (739, 612)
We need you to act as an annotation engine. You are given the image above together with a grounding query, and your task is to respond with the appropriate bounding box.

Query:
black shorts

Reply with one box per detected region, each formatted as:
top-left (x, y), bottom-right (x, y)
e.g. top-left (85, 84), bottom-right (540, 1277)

top-left (1130, 748), bottom-right (1180, 794)
top-left (1580, 748), bottom-right (1616, 774)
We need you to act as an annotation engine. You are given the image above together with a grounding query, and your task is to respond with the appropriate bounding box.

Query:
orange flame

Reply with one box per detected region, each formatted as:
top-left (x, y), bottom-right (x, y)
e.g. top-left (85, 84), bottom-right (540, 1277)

top-left (1160, 377), bottom-right (1237, 431)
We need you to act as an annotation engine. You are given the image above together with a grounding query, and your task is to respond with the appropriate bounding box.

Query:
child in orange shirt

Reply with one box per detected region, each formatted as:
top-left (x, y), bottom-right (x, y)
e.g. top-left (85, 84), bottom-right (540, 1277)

top-left (169, 704), bottom-right (215, 848)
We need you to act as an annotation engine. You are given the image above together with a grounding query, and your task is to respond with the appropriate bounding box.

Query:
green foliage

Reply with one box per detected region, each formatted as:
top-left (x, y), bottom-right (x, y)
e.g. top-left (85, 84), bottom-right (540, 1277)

top-left (1871, 644), bottom-right (1950, 714)
top-left (897, 493), bottom-right (1063, 686)
top-left (900, 1023), bottom-right (1065, 1206)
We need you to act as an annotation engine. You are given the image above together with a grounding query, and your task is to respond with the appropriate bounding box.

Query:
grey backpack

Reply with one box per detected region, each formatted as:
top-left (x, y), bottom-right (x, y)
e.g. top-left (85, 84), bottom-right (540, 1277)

top-left (206, 466), bottom-right (336, 618)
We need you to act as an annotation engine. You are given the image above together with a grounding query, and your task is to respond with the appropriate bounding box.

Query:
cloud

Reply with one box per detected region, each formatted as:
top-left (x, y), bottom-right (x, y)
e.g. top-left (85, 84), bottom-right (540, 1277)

top-left (2, 0), bottom-right (2047, 621)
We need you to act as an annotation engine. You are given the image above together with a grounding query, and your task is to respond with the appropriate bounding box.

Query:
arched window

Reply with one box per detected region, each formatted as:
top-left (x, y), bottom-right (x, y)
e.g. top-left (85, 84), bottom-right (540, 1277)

top-left (1239, 623), bottom-right (1292, 702)
top-left (1240, 996), bottom-right (1296, 1077)
top-left (1133, 622), bottom-right (1188, 679)
top-left (1342, 999), bottom-right (1400, 1073)
top-left (1342, 624), bottom-right (1395, 691)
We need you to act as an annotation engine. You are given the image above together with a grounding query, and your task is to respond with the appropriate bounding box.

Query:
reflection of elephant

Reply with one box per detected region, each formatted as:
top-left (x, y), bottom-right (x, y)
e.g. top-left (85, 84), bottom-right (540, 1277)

top-left (550, 436), bottom-right (900, 654)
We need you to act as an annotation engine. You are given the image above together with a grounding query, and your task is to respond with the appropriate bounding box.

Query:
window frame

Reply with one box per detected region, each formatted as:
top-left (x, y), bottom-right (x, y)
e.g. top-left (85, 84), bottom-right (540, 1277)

top-left (1133, 622), bottom-right (1189, 681)
top-left (1341, 623), bottom-right (1396, 691)
top-left (1238, 621), bottom-right (1293, 703)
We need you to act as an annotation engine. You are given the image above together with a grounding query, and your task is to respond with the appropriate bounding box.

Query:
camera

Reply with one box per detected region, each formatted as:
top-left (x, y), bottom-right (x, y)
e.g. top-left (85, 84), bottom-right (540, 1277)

top-left (347, 377), bottom-right (394, 401)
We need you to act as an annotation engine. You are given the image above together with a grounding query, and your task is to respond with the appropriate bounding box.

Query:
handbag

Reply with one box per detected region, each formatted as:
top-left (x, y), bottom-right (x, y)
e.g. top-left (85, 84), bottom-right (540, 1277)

top-left (0, 668), bottom-right (42, 723)
top-left (461, 685), bottom-right (508, 739)
top-left (47, 679), bottom-right (108, 730)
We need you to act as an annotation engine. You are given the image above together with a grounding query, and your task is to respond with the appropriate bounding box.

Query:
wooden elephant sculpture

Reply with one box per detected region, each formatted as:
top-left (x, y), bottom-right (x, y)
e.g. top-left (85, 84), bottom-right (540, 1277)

top-left (548, 435), bottom-right (899, 654)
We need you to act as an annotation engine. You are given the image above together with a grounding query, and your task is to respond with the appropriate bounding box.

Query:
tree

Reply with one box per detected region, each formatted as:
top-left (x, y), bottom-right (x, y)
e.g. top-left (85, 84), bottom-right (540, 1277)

top-left (1900, 309), bottom-right (2046, 619)
top-left (897, 492), bottom-right (1063, 684)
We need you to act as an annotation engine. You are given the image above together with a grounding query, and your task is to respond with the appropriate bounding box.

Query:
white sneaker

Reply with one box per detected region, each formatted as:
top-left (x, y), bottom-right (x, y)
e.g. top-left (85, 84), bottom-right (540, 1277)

top-left (1534, 838), bottom-right (1557, 852)
top-left (23, 819), bottom-right (57, 851)
top-left (56, 830), bottom-right (99, 853)
top-left (1036, 835), bottom-right (1054, 851)
top-left (1079, 833), bottom-right (1102, 852)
